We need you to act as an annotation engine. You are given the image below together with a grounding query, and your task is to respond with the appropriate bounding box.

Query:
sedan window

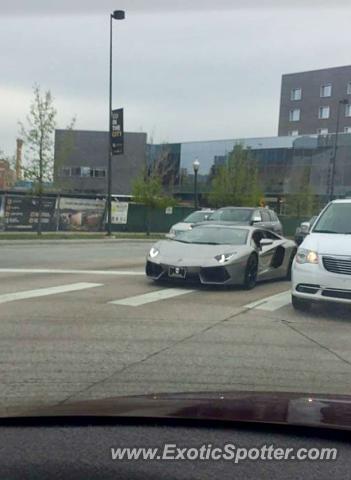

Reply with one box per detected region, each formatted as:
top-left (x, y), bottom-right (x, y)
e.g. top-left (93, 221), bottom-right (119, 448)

top-left (209, 209), bottom-right (253, 222)
top-left (261, 210), bottom-right (271, 222)
top-left (264, 231), bottom-right (280, 240)
top-left (251, 230), bottom-right (266, 248)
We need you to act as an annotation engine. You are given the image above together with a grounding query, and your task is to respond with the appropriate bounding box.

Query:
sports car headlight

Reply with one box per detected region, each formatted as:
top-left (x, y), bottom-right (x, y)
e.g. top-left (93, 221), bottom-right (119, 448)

top-left (215, 252), bottom-right (236, 264)
top-left (149, 247), bottom-right (160, 258)
top-left (295, 248), bottom-right (319, 264)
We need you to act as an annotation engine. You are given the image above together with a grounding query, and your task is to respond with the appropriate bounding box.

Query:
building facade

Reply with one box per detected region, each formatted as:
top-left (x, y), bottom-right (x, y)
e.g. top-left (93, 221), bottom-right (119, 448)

top-left (278, 65), bottom-right (351, 136)
top-left (148, 134), bottom-right (351, 202)
top-left (54, 129), bottom-right (147, 195)
top-left (53, 129), bottom-right (351, 202)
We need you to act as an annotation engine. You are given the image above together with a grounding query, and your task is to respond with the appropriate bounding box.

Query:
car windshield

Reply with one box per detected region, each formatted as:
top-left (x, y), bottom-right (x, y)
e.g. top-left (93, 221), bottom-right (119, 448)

top-left (209, 209), bottom-right (253, 222)
top-left (183, 211), bottom-right (210, 223)
top-left (175, 226), bottom-right (248, 245)
top-left (313, 203), bottom-right (351, 234)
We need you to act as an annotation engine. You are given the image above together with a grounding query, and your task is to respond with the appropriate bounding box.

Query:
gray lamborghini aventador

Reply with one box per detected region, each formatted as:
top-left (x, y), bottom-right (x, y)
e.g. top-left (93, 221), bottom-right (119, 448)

top-left (146, 224), bottom-right (297, 289)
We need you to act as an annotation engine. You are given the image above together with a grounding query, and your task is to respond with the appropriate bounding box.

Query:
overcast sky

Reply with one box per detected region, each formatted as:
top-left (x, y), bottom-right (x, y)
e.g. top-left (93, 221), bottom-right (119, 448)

top-left (1, 0), bottom-right (351, 156)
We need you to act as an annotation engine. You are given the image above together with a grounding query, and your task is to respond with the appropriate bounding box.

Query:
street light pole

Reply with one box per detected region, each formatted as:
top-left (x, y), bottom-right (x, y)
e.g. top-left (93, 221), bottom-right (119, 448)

top-left (193, 159), bottom-right (200, 209)
top-left (329, 99), bottom-right (348, 201)
top-left (107, 10), bottom-right (125, 236)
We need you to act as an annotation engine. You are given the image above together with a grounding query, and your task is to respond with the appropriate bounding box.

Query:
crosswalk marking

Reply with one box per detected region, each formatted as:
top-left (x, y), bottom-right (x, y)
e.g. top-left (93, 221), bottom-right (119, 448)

top-left (0, 282), bottom-right (103, 304)
top-left (110, 288), bottom-right (194, 307)
top-left (0, 268), bottom-right (144, 276)
top-left (244, 290), bottom-right (291, 311)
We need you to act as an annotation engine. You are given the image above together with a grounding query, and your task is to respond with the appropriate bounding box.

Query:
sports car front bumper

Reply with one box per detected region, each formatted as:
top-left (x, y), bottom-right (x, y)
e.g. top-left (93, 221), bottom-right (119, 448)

top-left (146, 260), bottom-right (245, 285)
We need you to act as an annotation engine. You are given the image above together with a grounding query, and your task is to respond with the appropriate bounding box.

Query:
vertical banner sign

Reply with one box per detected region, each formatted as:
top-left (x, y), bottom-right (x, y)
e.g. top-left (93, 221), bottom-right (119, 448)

top-left (111, 108), bottom-right (124, 155)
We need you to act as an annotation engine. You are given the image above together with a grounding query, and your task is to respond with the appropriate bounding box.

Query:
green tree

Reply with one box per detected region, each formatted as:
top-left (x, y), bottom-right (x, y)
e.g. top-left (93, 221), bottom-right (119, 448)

top-left (208, 144), bottom-right (262, 207)
top-left (19, 85), bottom-right (57, 235)
top-left (286, 166), bottom-right (317, 217)
top-left (132, 171), bottom-right (176, 235)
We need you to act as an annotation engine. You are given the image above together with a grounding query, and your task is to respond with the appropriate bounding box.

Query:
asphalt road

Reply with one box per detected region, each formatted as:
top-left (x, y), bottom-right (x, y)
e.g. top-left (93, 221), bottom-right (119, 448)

top-left (1, 240), bottom-right (351, 415)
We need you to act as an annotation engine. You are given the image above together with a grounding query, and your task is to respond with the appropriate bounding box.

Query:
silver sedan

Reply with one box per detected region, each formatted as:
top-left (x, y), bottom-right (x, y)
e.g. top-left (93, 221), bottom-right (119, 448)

top-left (146, 224), bottom-right (297, 289)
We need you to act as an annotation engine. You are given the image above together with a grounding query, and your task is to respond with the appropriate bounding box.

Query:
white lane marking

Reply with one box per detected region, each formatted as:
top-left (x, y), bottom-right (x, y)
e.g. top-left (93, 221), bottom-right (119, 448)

top-left (110, 288), bottom-right (194, 307)
top-left (0, 282), bottom-right (103, 304)
top-left (0, 268), bottom-right (144, 276)
top-left (244, 290), bottom-right (291, 311)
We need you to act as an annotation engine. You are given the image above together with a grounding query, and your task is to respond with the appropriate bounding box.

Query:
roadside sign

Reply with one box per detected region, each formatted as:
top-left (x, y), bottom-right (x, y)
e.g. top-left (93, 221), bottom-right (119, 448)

top-left (111, 108), bottom-right (124, 155)
top-left (165, 206), bottom-right (173, 215)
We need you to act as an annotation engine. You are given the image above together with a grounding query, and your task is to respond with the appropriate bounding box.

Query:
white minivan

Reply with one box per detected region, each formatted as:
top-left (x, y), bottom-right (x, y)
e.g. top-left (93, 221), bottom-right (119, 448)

top-left (292, 199), bottom-right (351, 311)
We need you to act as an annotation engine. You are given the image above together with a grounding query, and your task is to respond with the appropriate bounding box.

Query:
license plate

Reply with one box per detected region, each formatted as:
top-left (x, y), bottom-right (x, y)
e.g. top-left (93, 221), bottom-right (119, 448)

top-left (168, 266), bottom-right (187, 278)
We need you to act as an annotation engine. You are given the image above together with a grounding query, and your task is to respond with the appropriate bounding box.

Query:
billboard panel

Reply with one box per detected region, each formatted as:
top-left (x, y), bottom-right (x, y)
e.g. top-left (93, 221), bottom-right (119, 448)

top-left (3, 195), bottom-right (56, 231)
top-left (56, 197), bottom-right (106, 231)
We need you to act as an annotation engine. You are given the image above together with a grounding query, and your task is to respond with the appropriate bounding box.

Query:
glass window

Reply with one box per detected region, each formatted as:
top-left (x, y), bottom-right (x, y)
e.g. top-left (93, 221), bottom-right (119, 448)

top-left (344, 127), bottom-right (351, 133)
top-left (318, 106), bottom-right (330, 119)
top-left (80, 167), bottom-right (91, 177)
top-left (176, 226), bottom-right (249, 245)
top-left (268, 210), bottom-right (278, 221)
top-left (317, 128), bottom-right (328, 134)
top-left (313, 202), bottom-right (351, 234)
top-left (288, 130), bottom-right (299, 136)
top-left (253, 210), bottom-right (262, 221)
top-left (320, 84), bottom-right (332, 97)
top-left (347, 82), bottom-right (351, 95)
top-left (183, 211), bottom-right (211, 223)
top-left (265, 230), bottom-right (280, 240)
top-left (289, 109), bottom-right (300, 122)
top-left (70, 167), bottom-right (81, 176)
top-left (261, 209), bottom-right (270, 222)
top-left (345, 104), bottom-right (351, 117)
top-left (60, 168), bottom-right (71, 177)
top-left (94, 169), bottom-right (106, 178)
top-left (290, 88), bottom-right (302, 101)
top-left (209, 208), bottom-right (253, 222)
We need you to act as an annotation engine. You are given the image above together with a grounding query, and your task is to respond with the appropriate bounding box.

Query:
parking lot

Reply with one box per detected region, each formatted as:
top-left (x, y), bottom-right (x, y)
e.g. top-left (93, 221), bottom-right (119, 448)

top-left (1, 240), bottom-right (351, 415)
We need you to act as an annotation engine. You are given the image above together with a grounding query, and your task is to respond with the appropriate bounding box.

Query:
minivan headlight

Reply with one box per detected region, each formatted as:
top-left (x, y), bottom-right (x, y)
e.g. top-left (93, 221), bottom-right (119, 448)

top-left (296, 248), bottom-right (319, 264)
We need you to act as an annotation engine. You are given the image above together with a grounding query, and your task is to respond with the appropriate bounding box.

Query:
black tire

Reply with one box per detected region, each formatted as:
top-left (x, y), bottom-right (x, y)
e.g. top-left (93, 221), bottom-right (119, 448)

top-left (292, 295), bottom-right (312, 312)
top-left (286, 250), bottom-right (296, 280)
top-left (243, 254), bottom-right (258, 290)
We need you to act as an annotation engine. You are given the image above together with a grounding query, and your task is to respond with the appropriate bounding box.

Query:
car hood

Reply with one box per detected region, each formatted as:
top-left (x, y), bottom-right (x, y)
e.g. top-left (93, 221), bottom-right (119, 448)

top-left (153, 240), bottom-right (247, 262)
top-left (4, 390), bottom-right (351, 431)
top-left (303, 233), bottom-right (351, 255)
top-left (171, 222), bottom-right (192, 231)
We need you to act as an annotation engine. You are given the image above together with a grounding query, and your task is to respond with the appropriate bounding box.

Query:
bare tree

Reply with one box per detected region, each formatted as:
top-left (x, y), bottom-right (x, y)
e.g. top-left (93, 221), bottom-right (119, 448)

top-left (19, 85), bottom-right (56, 235)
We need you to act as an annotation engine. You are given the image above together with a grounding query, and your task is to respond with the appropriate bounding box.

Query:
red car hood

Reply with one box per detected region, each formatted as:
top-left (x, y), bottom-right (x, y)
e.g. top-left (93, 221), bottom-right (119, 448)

top-left (4, 390), bottom-right (351, 431)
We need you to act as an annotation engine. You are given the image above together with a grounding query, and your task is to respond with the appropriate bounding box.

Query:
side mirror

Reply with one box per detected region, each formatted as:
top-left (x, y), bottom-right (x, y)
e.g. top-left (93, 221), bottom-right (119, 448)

top-left (260, 238), bottom-right (274, 247)
top-left (300, 221), bottom-right (311, 232)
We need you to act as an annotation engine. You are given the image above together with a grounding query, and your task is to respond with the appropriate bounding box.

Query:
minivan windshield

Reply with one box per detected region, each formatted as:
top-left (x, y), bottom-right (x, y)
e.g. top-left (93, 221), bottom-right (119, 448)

top-left (313, 203), bottom-right (351, 234)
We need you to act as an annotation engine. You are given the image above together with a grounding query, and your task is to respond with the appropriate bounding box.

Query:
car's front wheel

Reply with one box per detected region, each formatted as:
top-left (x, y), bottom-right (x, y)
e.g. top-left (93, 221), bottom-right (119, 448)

top-left (243, 254), bottom-right (258, 290)
top-left (291, 295), bottom-right (312, 312)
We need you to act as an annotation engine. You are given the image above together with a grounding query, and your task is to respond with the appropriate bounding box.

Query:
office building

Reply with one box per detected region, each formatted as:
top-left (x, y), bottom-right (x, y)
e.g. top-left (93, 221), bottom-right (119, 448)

top-left (278, 65), bottom-right (351, 136)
